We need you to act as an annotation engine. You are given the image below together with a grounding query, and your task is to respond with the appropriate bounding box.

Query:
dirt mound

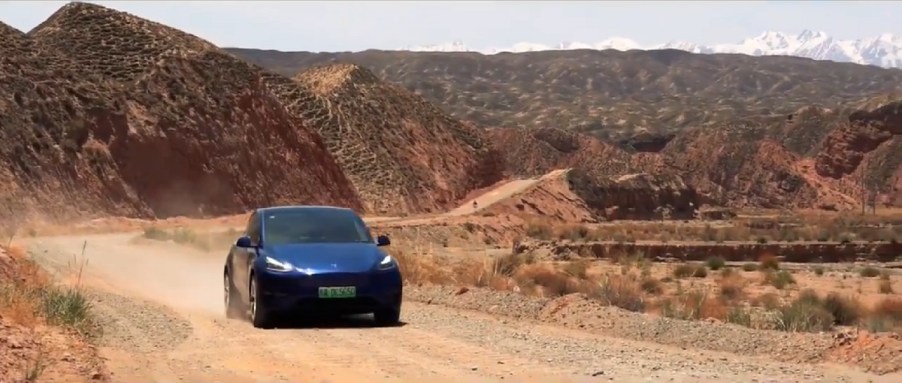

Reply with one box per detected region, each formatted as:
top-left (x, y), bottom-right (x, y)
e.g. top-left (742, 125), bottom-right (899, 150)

top-left (7, 3), bottom-right (362, 219)
top-left (260, 62), bottom-right (503, 214)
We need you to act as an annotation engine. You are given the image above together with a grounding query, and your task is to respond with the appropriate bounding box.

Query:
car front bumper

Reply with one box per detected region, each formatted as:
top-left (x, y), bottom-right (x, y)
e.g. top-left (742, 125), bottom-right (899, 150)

top-left (256, 269), bottom-right (402, 315)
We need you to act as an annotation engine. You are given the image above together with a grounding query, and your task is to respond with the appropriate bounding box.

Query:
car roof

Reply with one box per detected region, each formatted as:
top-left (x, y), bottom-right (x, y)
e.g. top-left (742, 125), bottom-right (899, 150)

top-left (255, 205), bottom-right (355, 215)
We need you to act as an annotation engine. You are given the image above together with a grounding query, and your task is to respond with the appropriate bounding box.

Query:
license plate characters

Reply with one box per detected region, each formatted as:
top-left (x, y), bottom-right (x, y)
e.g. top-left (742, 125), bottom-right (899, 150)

top-left (318, 286), bottom-right (356, 299)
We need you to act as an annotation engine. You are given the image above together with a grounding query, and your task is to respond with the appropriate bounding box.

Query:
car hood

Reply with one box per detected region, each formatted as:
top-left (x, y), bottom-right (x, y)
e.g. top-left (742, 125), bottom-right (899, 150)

top-left (266, 243), bottom-right (384, 273)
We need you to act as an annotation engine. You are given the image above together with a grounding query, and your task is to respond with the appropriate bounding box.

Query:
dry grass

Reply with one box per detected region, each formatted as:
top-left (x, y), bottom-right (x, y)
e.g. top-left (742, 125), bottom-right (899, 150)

top-left (673, 263), bottom-right (707, 279)
top-left (859, 266), bottom-right (881, 278)
top-left (590, 274), bottom-right (645, 311)
top-left (763, 270), bottom-right (796, 290)
top-left (659, 290), bottom-right (729, 321)
top-left (718, 272), bottom-right (747, 301)
top-left (0, 245), bottom-right (99, 341)
top-left (758, 252), bottom-right (780, 270)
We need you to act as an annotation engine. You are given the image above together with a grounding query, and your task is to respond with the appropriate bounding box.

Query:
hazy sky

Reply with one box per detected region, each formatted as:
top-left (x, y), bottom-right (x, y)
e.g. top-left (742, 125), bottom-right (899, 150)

top-left (1, 1), bottom-right (898, 52)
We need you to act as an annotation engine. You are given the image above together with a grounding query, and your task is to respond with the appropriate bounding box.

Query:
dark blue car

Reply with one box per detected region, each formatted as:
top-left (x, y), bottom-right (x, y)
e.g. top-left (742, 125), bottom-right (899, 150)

top-left (223, 205), bottom-right (402, 328)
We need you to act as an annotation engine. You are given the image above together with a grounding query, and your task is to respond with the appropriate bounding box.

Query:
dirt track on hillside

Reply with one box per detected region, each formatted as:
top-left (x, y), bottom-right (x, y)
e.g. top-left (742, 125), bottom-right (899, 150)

top-left (18, 173), bottom-right (901, 382)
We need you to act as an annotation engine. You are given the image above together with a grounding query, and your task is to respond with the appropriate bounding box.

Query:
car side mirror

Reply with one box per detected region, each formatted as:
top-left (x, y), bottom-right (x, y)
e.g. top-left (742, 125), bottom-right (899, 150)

top-left (376, 235), bottom-right (391, 247)
top-left (236, 236), bottom-right (253, 248)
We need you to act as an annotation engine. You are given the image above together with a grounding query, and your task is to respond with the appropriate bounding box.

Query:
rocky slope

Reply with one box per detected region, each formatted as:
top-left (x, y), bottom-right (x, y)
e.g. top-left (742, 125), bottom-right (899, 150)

top-left (262, 63), bottom-right (504, 214)
top-left (23, 2), bottom-right (367, 218)
top-left (815, 100), bottom-right (902, 206)
top-left (0, 20), bottom-right (150, 223)
top-left (226, 48), bottom-right (902, 142)
top-left (0, 2), bottom-right (509, 221)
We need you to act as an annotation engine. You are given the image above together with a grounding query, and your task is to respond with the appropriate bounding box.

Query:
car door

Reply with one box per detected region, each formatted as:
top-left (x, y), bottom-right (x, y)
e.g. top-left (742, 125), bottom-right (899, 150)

top-left (241, 213), bottom-right (263, 293)
top-left (233, 212), bottom-right (260, 301)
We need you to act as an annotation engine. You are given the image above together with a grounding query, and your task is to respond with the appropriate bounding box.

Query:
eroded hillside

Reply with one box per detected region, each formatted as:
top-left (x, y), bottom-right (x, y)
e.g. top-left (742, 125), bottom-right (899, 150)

top-left (0, 21), bottom-right (150, 222)
top-left (261, 63), bottom-right (504, 214)
top-left (10, 2), bottom-right (363, 218)
top-left (1, 2), bottom-right (508, 221)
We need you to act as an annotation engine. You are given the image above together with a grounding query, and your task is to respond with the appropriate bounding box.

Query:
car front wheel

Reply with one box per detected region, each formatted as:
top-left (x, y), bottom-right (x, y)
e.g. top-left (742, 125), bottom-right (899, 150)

top-left (249, 274), bottom-right (275, 329)
top-left (373, 305), bottom-right (401, 326)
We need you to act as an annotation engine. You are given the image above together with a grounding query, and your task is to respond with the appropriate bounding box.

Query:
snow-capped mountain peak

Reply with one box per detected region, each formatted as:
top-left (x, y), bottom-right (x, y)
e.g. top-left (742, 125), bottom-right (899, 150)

top-left (401, 30), bottom-right (902, 69)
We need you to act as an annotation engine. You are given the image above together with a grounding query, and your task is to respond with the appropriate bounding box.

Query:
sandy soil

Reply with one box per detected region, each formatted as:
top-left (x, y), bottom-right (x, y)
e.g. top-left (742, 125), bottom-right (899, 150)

top-left (21, 232), bottom-right (897, 383)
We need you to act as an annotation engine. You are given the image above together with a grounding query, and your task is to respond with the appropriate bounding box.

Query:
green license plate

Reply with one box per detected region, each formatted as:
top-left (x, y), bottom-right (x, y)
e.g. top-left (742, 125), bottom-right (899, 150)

top-left (318, 286), bottom-right (356, 299)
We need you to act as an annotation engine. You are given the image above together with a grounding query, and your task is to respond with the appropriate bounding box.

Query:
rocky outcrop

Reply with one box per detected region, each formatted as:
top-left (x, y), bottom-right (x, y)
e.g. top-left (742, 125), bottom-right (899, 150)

top-left (481, 169), bottom-right (598, 224)
top-left (815, 102), bottom-right (901, 179)
top-left (566, 169), bottom-right (700, 220)
top-left (661, 123), bottom-right (821, 209)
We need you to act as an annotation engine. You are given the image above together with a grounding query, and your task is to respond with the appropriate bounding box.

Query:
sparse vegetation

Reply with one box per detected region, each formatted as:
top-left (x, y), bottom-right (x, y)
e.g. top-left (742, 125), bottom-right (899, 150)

top-left (813, 266), bottom-right (825, 276)
top-left (591, 275), bottom-right (645, 312)
top-left (0, 251), bottom-right (99, 340)
top-left (859, 266), bottom-right (881, 278)
top-left (525, 221), bottom-right (553, 240)
top-left (640, 277), bottom-right (663, 295)
top-left (705, 256), bottom-right (726, 271)
top-left (718, 274), bottom-right (746, 301)
top-left (764, 270), bottom-right (796, 289)
top-left (758, 253), bottom-right (780, 270)
top-left (773, 295), bottom-right (835, 332)
top-left (659, 290), bottom-right (727, 321)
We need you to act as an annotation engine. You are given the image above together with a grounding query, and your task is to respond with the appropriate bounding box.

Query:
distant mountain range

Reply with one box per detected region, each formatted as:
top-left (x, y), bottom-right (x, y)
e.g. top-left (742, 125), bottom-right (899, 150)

top-left (401, 30), bottom-right (902, 69)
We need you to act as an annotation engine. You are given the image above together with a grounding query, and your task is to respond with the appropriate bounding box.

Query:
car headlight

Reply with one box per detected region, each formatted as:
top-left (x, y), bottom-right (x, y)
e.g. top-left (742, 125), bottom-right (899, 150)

top-left (265, 256), bottom-right (293, 272)
top-left (377, 255), bottom-right (396, 270)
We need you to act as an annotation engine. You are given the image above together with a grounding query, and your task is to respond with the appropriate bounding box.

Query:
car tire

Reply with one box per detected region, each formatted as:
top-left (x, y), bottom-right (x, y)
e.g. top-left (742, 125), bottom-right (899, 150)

top-left (373, 305), bottom-right (401, 326)
top-left (224, 269), bottom-right (244, 320)
top-left (249, 273), bottom-right (275, 329)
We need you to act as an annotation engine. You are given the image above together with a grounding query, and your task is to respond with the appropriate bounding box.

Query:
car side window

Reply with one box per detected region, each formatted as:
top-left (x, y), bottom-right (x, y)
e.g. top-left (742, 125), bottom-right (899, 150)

top-left (246, 213), bottom-right (262, 245)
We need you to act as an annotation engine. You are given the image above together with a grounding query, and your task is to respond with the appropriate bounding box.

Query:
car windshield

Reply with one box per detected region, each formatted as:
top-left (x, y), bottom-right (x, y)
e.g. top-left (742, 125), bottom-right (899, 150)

top-left (262, 209), bottom-right (373, 245)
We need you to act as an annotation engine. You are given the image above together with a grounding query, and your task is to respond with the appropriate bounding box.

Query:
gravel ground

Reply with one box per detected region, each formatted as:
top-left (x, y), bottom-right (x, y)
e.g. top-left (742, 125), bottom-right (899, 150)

top-left (405, 284), bottom-right (901, 375)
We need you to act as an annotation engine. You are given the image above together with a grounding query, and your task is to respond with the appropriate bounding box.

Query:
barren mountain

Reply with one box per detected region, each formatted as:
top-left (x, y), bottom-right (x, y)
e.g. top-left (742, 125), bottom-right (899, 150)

top-left (226, 48), bottom-right (902, 142)
top-left (3, 2), bottom-right (363, 219)
top-left (1, 2), bottom-right (506, 220)
top-left (404, 30), bottom-right (902, 69)
top-left (261, 63), bottom-right (504, 214)
top-left (0, 20), bottom-right (150, 222)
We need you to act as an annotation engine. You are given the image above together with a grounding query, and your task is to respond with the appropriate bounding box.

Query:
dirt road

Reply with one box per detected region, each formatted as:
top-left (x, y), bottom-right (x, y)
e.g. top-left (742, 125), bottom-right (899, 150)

top-left (23, 232), bottom-right (896, 383)
top-left (446, 168), bottom-right (571, 217)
